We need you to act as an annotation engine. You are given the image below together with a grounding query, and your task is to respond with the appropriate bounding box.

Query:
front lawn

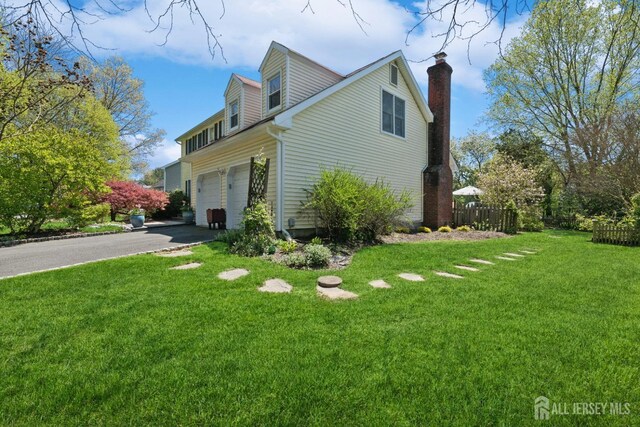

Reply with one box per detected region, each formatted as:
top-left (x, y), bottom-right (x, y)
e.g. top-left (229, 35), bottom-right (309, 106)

top-left (0, 231), bottom-right (638, 425)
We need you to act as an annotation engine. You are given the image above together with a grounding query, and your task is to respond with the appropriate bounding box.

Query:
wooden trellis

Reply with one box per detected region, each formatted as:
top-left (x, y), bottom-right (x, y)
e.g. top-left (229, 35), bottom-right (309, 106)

top-left (247, 156), bottom-right (270, 208)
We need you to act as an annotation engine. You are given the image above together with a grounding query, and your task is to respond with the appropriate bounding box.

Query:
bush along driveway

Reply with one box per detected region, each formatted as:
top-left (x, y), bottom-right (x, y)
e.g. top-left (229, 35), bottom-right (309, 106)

top-left (0, 231), bottom-right (638, 425)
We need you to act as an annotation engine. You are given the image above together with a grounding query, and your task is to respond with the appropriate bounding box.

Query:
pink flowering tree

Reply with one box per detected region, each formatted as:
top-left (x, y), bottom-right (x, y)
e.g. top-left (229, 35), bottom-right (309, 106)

top-left (101, 181), bottom-right (168, 220)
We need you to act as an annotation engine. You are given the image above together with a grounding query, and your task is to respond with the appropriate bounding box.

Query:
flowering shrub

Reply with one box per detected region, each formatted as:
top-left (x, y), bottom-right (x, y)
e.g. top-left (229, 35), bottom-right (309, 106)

top-left (101, 181), bottom-right (168, 220)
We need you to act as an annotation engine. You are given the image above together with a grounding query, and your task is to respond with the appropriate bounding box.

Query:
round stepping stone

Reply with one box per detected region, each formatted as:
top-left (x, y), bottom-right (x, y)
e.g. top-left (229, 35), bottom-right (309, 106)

top-left (434, 271), bottom-right (464, 279)
top-left (469, 258), bottom-right (494, 265)
top-left (369, 279), bottom-right (391, 289)
top-left (157, 249), bottom-right (193, 257)
top-left (454, 265), bottom-right (479, 272)
top-left (503, 252), bottom-right (524, 257)
top-left (398, 273), bottom-right (425, 282)
top-left (259, 279), bottom-right (292, 293)
top-left (495, 256), bottom-right (517, 261)
top-left (317, 275), bottom-right (342, 288)
top-left (170, 262), bottom-right (202, 270)
top-left (218, 268), bottom-right (250, 281)
top-left (317, 286), bottom-right (358, 300)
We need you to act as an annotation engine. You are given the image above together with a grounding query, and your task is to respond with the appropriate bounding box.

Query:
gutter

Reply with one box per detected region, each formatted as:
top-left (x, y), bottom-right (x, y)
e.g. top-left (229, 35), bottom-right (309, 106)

top-left (266, 124), bottom-right (286, 232)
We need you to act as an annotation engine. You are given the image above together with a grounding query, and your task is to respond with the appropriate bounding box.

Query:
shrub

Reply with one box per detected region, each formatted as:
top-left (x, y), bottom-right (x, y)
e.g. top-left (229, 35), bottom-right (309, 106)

top-left (284, 253), bottom-right (307, 269)
top-left (153, 190), bottom-right (189, 219)
top-left (418, 226), bottom-right (432, 233)
top-left (278, 240), bottom-right (298, 254)
top-left (302, 168), bottom-right (412, 243)
top-left (395, 226), bottom-right (411, 234)
top-left (217, 229), bottom-right (243, 247)
top-left (456, 225), bottom-right (472, 232)
top-left (310, 236), bottom-right (323, 245)
top-left (630, 193), bottom-right (640, 229)
top-left (438, 225), bottom-right (452, 233)
top-left (228, 202), bottom-right (276, 257)
top-left (101, 181), bottom-right (168, 221)
top-left (67, 203), bottom-right (111, 228)
top-left (303, 244), bottom-right (332, 268)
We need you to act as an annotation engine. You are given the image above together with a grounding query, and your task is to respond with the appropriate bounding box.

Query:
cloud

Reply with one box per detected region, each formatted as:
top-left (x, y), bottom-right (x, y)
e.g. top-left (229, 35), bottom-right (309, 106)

top-left (76, 0), bottom-right (525, 92)
top-left (147, 139), bottom-right (181, 170)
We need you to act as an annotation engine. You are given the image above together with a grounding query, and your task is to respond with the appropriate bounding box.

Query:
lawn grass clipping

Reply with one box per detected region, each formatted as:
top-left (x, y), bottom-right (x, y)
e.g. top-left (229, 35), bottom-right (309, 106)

top-left (0, 231), bottom-right (638, 425)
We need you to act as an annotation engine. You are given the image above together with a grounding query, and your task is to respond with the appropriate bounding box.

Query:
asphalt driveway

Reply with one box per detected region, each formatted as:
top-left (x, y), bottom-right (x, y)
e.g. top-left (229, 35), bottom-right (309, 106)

top-left (0, 225), bottom-right (217, 279)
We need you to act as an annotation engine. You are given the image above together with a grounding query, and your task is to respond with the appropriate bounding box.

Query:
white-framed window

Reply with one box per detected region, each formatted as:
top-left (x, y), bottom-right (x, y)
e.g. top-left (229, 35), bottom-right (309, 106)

top-left (390, 63), bottom-right (399, 86)
top-left (229, 100), bottom-right (239, 129)
top-left (382, 90), bottom-right (405, 138)
top-left (268, 72), bottom-right (281, 110)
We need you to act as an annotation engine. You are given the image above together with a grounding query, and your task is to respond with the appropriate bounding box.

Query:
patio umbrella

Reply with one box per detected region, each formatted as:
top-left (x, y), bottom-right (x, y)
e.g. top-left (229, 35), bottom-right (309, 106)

top-left (453, 186), bottom-right (485, 196)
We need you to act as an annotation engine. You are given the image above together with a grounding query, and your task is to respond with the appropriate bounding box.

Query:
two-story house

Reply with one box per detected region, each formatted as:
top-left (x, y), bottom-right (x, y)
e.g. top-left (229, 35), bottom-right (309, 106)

top-left (176, 41), bottom-right (455, 235)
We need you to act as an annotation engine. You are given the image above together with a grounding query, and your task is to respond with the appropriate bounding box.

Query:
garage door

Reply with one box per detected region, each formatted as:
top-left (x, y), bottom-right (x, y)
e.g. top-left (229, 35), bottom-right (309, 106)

top-left (228, 163), bottom-right (250, 229)
top-left (196, 173), bottom-right (221, 226)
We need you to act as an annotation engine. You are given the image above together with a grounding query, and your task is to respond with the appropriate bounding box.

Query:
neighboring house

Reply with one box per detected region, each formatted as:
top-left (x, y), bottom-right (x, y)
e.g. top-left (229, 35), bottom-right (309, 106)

top-left (161, 159), bottom-right (192, 197)
top-left (176, 41), bottom-right (454, 235)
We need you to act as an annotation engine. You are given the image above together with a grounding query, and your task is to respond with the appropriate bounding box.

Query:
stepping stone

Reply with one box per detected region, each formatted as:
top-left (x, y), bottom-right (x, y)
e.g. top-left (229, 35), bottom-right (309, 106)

top-left (519, 250), bottom-right (537, 254)
top-left (503, 252), bottom-right (524, 257)
top-left (218, 268), bottom-right (249, 281)
top-left (259, 279), bottom-right (292, 293)
top-left (170, 262), bottom-right (202, 270)
top-left (469, 258), bottom-right (494, 265)
top-left (495, 256), bottom-right (518, 261)
top-left (317, 286), bottom-right (358, 300)
top-left (317, 275), bottom-right (342, 288)
top-left (157, 249), bottom-right (193, 257)
top-left (369, 279), bottom-right (391, 289)
top-left (434, 271), bottom-right (464, 279)
top-left (454, 265), bottom-right (480, 272)
top-left (398, 273), bottom-right (425, 282)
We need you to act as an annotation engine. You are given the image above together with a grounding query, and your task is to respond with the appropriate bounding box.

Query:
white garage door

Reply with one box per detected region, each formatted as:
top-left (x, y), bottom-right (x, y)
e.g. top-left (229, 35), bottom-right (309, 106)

top-left (197, 173), bottom-right (221, 226)
top-left (228, 163), bottom-right (251, 229)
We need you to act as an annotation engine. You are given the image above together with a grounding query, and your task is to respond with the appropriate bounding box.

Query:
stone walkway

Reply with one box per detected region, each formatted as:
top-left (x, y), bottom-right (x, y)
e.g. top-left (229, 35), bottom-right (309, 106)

top-left (162, 247), bottom-right (539, 302)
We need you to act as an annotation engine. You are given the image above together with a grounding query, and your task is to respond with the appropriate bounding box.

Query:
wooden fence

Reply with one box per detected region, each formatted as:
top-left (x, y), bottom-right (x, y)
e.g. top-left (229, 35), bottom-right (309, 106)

top-left (452, 202), bottom-right (518, 233)
top-left (592, 223), bottom-right (640, 246)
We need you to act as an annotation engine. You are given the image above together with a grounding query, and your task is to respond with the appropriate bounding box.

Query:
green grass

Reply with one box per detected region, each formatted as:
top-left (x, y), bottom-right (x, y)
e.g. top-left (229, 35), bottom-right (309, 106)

top-left (0, 231), bottom-right (638, 425)
top-left (0, 221), bottom-right (123, 238)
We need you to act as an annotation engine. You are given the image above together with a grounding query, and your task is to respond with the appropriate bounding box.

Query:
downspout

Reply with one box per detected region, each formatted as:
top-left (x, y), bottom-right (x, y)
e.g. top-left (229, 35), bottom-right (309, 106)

top-left (266, 125), bottom-right (286, 236)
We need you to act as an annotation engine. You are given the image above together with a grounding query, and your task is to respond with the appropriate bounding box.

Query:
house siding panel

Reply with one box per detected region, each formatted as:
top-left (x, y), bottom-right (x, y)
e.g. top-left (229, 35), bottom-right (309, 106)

top-left (261, 49), bottom-right (287, 117)
top-left (226, 80), bottom-right (242, 135)
top-left (243, 85), bottom-right (262, 126)
top-left (164, 163), bottom-right (182, 192)
top-left (288, 55), bottom-right (342, 106)
top-left (282, 63), bottom-right (427, 230)
top-left (189, 134), bottom-right (277, 226)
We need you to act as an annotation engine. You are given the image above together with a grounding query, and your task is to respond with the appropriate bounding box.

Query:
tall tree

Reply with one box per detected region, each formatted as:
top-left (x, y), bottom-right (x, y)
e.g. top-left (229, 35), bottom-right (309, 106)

top-left (451, 131), bottom-right (495, 187)
top-left (485, 0), bottom-right (640, 192)
top-left (80, 56), bottom-right (166, 174)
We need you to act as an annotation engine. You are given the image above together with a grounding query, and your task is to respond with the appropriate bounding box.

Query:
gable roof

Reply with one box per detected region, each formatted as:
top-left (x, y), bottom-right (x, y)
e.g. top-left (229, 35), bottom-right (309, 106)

top-left (259, 41), bottom-right (343, 78)
top-left (224, 73), bottom-right (261, 97)
top-left (273, 50), bottom-right (433, 128)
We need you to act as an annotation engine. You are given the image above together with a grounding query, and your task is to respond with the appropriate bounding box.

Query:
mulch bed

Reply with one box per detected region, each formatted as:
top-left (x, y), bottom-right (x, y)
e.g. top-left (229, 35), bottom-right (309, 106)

top-left (380, 230), bottom-right (511, 244)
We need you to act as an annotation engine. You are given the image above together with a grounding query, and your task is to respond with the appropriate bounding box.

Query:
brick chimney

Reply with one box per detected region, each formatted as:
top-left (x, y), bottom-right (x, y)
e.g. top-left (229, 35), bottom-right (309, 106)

top-left (423, 52), bottom-right (453, 229)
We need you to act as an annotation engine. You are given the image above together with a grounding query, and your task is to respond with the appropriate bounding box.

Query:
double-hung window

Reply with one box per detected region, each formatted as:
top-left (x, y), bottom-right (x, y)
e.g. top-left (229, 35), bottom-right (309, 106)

top-left (382, 90), bottom-right (405, 138)
top-left (229, 101), bottom-right (239, 129)
top-left (268, 73), bottom-right (281, 110)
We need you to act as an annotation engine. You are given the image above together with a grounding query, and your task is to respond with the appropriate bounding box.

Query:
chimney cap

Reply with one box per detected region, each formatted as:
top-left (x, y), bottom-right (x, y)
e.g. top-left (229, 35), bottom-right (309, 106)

top-left (434, 52), bottom-right (447, 63)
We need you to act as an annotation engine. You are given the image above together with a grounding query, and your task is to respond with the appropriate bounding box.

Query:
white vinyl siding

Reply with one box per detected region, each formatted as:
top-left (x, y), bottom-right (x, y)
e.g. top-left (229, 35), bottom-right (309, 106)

top-left (226, 79), bottom-right (241, 134)
top-left (189, 133), bottom-right (277, 228)
top-left (281, 63), bottom-right (427, 229)
top-left (288, 54), bottom-right (342, 106)
top-left (261, 49), bottom-right (287, 117)
top-left (243, 85), bottom-right (262, 126)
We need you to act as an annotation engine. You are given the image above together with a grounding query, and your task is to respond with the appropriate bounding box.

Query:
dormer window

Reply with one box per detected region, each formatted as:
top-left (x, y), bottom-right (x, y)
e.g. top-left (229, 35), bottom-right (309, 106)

top-left (268, 73), bottom-right (281, 110)
top-left (390, 63), bottom-right (398, 86)
top-left (229, 100), bottom-right (239, 129)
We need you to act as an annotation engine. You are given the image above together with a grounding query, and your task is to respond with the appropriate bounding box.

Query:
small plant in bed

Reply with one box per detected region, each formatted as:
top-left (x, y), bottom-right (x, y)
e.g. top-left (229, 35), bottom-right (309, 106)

top-left (438, 225), bottom-right (453, 233)
top-left (456, 225), bottom-right (472, 232)
top-left (418, 226), bottom-right (432, 233)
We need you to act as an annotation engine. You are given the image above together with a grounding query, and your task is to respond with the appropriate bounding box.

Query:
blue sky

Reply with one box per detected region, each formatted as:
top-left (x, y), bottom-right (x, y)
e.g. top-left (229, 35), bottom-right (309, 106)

top-left (76, 0), bottom-right (527, 171)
